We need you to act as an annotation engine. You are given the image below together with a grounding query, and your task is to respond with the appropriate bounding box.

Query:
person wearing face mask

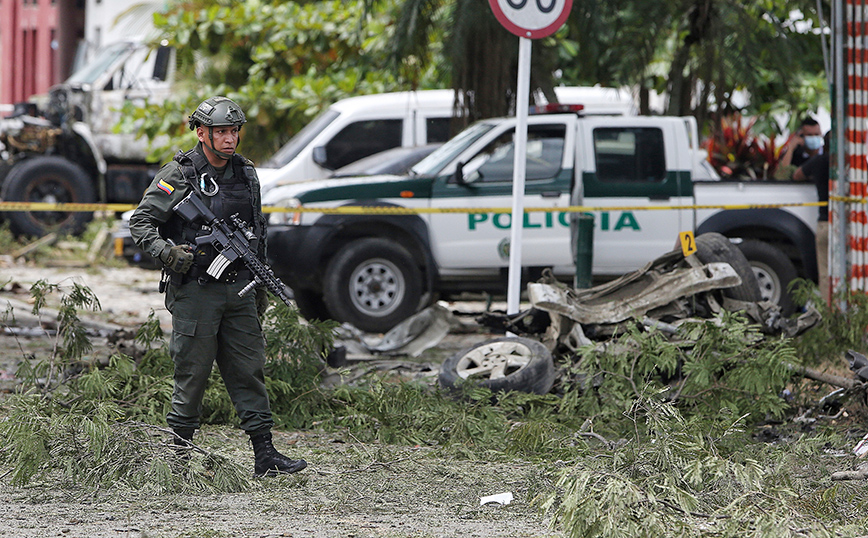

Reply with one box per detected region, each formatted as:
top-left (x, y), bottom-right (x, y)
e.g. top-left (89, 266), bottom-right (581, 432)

top-left (793, 131), bottom-right (832, 305)
top-left (779, 117), bottom-right (824, 173)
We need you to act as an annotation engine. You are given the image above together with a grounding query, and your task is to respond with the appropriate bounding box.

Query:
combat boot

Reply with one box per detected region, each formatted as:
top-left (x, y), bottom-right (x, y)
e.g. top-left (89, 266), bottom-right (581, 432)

top-left (250, 431), bottom-right (307, 477)
top-left (172, 427), bottom-right (195, 463)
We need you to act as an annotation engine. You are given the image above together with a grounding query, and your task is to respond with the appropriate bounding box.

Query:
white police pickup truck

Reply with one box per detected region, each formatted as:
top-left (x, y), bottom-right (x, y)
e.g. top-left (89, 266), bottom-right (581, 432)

top-left (263, 107), bottom-right (818, 332)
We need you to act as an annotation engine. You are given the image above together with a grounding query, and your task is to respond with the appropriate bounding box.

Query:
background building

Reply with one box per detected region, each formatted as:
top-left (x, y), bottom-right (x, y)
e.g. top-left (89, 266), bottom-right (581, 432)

top-left (0, 0), bottom-right (159, 114)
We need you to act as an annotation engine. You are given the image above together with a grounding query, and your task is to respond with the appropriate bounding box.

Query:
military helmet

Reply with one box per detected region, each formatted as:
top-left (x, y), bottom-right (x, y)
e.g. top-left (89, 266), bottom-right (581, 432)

top-left (188, 96), bottom-right (247, 131)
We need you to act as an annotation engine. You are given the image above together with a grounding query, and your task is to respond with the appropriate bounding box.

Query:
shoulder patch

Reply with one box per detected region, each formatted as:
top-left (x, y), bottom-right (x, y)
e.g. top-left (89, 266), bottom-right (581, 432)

top-left (157, 178), bottom-right (175, 195)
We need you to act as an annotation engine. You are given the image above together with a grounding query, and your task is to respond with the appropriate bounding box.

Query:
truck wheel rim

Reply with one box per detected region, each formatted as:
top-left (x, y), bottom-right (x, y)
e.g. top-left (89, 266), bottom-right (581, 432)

top-left (25, 176), bottom-right (75, 226)
top-left (456, 341), bottom-right (532, 380)
top-left (349, 257), bottom-right (405, 317)
top-left (751, 262), bottom-right (781, 304)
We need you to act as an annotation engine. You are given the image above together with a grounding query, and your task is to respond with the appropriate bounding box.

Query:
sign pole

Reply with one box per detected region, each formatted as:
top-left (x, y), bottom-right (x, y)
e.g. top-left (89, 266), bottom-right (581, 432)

top-left (507, 36), bottom-right (532, 315)
top-left (488, 0), bottom-right (573, 316)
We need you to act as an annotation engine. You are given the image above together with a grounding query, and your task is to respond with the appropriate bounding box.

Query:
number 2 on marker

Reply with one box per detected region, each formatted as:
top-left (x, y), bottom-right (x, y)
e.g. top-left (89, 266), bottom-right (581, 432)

top-left (680, 231), bottom-right (697, 257)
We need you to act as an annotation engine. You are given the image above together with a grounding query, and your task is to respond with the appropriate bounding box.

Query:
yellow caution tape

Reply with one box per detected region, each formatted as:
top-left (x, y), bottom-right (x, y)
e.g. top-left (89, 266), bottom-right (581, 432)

top-left (830, 195), bottom-right (868, 204)
top-left (261, 200), bottom-right (829, 215)
top-left (0, 200), bottom-right (830, 214)
top-left (0, 202), bottom-right (137, 212)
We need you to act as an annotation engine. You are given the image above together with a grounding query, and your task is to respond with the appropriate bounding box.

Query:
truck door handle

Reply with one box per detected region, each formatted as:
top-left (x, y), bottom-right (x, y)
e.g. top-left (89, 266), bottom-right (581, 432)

top-left (649, 195), bottom-right (670, 201)
top-left (541, 191), bottom-right (561, 199)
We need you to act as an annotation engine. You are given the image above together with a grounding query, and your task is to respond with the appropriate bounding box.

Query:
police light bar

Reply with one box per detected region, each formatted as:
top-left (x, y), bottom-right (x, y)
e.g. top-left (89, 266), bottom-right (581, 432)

top-left (528, 103), bottom-right (585, 115)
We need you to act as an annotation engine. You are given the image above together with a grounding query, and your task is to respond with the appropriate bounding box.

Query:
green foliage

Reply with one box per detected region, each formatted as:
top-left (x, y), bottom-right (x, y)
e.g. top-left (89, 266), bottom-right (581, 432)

top-left (14, 279), bottom-right (101, 391)
top-left (0, 394), bottom-right (251, 493)
top-left (790, 279), bottom-right (868, 364)
top-left (314, 378), bottom-right (579, 458)
top-left (9, 277), bottom-right (868, 538)
top-left (0, 281), bottom-right (337, 492)
top-left (0, 221), bottom-right (24, 253)
top-left (119, 0), bottom-right (439, 164)
top-left (561, 0), bottom-right (827, 132)
top-left (539, 395), bottom-right (840, 538)
top-left (568, 312), bottom-right (794, 432)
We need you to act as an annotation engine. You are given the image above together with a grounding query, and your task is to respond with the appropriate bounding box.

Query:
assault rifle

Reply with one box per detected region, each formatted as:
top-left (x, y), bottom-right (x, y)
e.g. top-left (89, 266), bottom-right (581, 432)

top-left (172, 192), bottom-right (293, 306)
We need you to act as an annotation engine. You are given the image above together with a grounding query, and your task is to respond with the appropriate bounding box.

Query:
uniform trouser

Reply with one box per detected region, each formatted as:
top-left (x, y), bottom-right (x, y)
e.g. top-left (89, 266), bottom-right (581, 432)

top-left (164, 278), bottom-right (274, 434)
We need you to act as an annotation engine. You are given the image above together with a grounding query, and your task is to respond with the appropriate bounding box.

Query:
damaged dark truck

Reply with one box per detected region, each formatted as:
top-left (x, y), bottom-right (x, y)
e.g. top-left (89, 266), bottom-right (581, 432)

top-left (0, 41), bottom-right (173, 237)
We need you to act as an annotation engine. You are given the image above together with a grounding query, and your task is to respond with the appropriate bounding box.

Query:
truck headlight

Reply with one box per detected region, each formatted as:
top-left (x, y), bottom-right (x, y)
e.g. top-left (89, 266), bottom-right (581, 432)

top-left (268, 198), bottom-right (302, 226)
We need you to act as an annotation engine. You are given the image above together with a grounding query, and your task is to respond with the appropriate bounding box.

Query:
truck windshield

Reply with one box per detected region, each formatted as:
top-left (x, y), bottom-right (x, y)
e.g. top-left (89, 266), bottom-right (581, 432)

top-left (66, 42), bottom-right (134, 86)
top-left (411, 122), bottom-right (496, 176)
top-left (262, 109), bottom-right (341, 168)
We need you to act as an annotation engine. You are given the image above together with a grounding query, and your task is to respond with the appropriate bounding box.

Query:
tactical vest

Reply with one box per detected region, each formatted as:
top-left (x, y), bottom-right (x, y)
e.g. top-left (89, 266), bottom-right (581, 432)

top-left (162, 148), bottom-right (263, 284)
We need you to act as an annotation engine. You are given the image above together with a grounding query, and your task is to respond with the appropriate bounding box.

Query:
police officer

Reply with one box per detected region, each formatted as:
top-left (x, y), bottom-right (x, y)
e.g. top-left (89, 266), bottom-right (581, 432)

top-left (130, 96), bottom-right (306, 476)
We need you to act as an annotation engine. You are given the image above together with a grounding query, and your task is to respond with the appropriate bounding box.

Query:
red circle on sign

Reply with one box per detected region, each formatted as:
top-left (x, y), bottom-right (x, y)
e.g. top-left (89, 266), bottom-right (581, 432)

top-left (488, 0), bottom-right (573, 39)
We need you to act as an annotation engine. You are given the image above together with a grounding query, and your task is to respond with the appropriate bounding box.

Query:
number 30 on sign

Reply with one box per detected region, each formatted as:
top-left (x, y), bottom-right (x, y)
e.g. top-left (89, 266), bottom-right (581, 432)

top-left (488, 0), bottom-right (573, 39)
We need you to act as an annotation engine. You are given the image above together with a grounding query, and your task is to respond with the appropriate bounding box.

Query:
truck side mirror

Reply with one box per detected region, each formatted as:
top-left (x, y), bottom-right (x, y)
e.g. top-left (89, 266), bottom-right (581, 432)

top-left (153, 46), bottom-right (172, 82)
top-left (312, 146), bottom-right (330, 168)
top-left (453, 162), bottom-right (466, 185)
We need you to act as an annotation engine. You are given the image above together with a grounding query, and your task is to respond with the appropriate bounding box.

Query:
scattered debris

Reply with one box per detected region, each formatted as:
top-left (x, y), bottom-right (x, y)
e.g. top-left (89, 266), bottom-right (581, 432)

top-left (10, 232), bottom-right (57, 259)
top-left (451, 240), bottom-right (825, 396)
top-left (86, 223), bottom-right (111, 265)
top-left (832, 463), bottom-right (868, 481)
top-left (854, 433), bottom-right (868, 458)
top-left (332, 304), bottom-right (460, 361)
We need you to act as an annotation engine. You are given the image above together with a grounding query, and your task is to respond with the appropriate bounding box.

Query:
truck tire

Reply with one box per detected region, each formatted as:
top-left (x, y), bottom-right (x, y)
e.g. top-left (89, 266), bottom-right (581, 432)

top-left (694, 233), bottom-right (762, 302)
top-left (1, 156), bottom-right (96, 237)
top-left (293, 287), bottom-right (333, 323)
top-left (323, 238), bottom-right (423, 333)
top-left (438, 337), bottom-right (555, 395)
top-left (736, 240), bottom-right (797, 316)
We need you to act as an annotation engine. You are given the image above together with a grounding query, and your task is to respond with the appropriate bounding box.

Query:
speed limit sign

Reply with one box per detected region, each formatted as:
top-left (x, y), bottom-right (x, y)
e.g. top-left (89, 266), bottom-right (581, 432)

top-left (488, 0), bottom-right (573, 39)
top-left (490, 0), bottom-right (572, 316)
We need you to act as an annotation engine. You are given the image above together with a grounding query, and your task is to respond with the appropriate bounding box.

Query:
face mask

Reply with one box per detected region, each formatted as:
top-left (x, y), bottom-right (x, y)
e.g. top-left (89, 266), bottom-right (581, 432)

top-left (804, 135), bottom-right (824, 151)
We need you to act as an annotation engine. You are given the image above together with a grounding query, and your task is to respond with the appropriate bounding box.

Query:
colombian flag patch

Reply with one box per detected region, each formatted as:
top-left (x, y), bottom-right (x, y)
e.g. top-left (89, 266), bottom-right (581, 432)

top-left (157, 179), bottom-right (174, 195)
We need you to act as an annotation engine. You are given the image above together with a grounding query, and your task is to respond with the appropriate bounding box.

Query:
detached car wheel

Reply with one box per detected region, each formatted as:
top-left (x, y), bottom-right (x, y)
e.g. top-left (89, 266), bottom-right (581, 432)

top-left (323, 238), bottom-right (423, 333)
top-left (694, 233), bottom-right (762, 303)
top-left (439, 337), bottom-right (555, 395)
top-left (1, 156), bottom-right (96, 237)
top-left (737, 240), bottom-right (798, 316)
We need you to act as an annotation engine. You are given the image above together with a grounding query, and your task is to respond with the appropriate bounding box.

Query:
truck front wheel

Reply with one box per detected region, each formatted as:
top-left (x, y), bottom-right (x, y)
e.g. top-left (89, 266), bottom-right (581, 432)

top-left (323, 238), bottom-right (423, 333)
top-left (737, 240), bottom-right (797, 316)
top-left (1, 156), bottom-right (96, 237)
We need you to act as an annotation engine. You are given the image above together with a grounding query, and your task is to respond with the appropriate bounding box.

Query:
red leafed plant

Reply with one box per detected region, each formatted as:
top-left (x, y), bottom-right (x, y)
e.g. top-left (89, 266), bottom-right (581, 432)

top-left (705, 113), bottom-right (785, 180)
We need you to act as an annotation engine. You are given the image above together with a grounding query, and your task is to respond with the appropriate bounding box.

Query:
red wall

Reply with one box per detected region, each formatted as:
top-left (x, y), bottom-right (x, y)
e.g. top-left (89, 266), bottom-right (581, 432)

top-left (0, 0), bottom-right (84, 111)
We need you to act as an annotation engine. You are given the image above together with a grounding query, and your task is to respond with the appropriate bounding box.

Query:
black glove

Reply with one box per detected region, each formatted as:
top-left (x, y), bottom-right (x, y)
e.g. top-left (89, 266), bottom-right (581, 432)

top-left (255, 287), bottom-right (270, 316)
top-left (160, 244), bottom-right (194, 274)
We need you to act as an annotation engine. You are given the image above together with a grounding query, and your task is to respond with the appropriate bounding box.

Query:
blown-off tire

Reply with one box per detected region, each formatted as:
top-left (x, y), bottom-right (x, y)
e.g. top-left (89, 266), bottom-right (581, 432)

top-left (439, 337), bottom-right (555, 395)
top-left (694, 233), bottom-right (762, 303)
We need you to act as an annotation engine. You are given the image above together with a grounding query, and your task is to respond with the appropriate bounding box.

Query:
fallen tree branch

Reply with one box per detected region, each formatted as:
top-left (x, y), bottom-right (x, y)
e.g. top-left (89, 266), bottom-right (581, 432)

top-left (576, 431), bottom-right (612, 448)
top-left (787, 363), bottom-right (858, 390)
top-left (831, 469), bottom-right (868, 481)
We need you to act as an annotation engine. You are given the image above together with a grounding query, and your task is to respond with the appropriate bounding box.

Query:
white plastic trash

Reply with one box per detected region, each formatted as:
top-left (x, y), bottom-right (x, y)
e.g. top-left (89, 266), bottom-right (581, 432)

top-left (854, 433), bottom-right (868, 457)
top-left (480, 492), bottom-right (514, 506)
